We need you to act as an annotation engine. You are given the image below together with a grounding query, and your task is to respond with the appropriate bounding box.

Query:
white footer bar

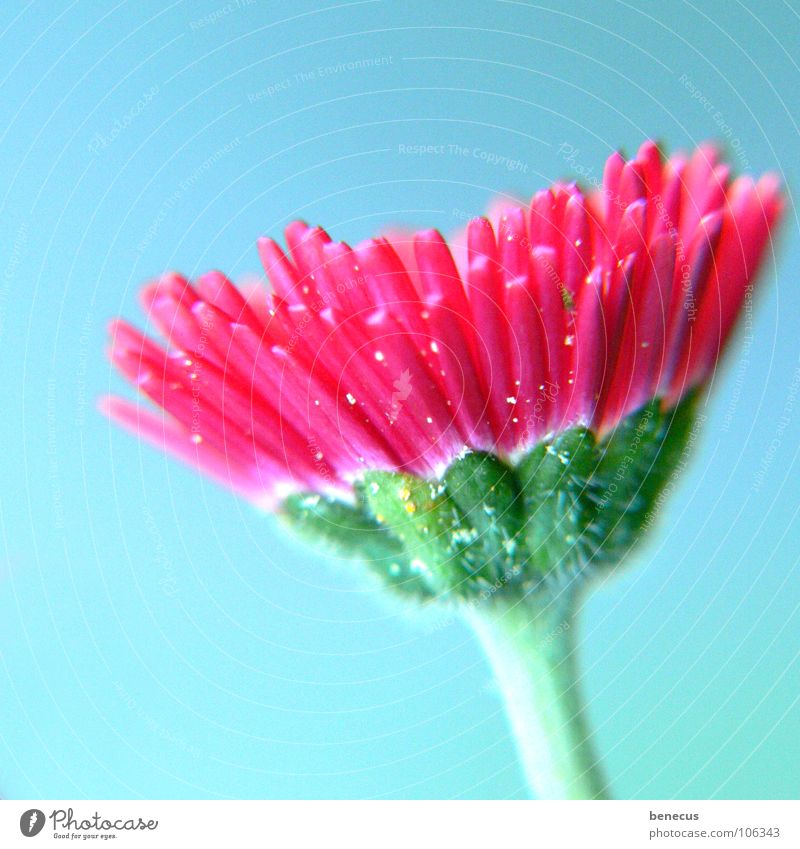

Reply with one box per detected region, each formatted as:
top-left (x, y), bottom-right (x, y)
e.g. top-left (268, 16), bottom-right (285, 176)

top-left (2, 800), bottom-right (797, 847)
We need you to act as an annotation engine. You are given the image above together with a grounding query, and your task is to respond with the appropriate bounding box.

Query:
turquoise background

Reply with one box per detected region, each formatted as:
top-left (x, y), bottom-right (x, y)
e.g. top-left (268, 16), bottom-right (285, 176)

top-left (0, 0), bottom-right (798, 799)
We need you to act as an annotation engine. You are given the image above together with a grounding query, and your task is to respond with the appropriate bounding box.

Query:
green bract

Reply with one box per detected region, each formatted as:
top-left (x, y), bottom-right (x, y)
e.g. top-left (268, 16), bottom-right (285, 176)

top-left (281, 394), bottom-right (699, 602)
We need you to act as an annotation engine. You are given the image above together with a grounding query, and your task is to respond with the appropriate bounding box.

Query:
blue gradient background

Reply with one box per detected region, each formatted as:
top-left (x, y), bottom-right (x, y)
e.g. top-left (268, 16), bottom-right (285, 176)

top-left (0, 0), bottom-right (798, 799)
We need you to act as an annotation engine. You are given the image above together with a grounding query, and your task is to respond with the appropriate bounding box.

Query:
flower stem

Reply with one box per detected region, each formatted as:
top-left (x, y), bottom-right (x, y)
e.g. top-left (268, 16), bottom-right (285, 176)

top-left (465, 587), bottom-right (609, 799)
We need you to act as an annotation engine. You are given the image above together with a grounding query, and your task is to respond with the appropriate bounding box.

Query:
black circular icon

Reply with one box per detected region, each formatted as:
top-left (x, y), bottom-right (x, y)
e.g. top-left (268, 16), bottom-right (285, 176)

top-left (19, 809), bottom-right (45, 837)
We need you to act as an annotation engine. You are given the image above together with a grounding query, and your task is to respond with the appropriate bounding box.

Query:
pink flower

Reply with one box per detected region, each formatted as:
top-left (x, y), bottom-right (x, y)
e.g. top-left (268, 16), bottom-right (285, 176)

top-left (102, 140), bottom-right (783, 507)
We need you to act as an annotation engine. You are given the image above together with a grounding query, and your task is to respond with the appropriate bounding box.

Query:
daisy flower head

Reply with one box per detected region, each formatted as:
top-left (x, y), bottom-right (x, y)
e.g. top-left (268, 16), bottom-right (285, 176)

top-left (103, 140), bottom-right (783, 601)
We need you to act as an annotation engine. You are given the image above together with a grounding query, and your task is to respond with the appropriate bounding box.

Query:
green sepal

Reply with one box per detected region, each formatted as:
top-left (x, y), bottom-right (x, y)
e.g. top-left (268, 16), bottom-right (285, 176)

top-left (442, 451), bottom-right (523, 586)
top-left (279, 394), bottom-right (700, 603)
top-left (279, 492), bottom-right (434, 598)
top-left (357, 471), bottom-right (468, 596)
top-left (516, 427), bottom-right (602, 578)
top-left (591, 396), bottom-right (699, 561)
